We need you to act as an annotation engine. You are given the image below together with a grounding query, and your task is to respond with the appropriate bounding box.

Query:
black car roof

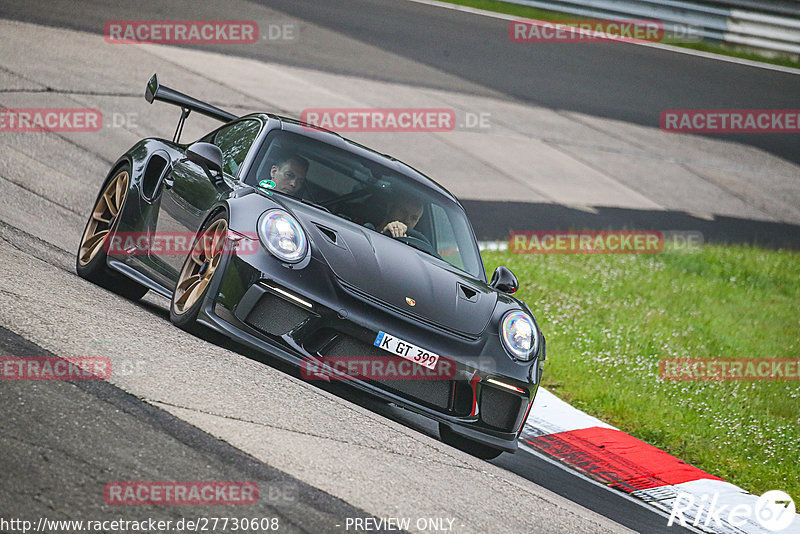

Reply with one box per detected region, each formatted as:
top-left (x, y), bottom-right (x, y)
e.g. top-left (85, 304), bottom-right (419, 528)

top-left (246, 113), bottom-right (462, 206)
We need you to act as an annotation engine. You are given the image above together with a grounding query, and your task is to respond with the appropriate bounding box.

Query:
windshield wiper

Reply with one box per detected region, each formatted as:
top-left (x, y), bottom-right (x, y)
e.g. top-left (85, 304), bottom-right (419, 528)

top-left (399, 238), bottom-right (442, 261)
top-left (300, 198), bottom-right (332, 213)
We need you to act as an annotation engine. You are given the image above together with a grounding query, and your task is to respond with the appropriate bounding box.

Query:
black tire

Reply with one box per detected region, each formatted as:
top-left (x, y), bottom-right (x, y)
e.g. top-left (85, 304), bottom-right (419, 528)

top-left (439, 424), bottom-right (504, 460)
top-left (169, 212), bottom-right (229, 334)
top-left (76, 164), bottom-right (148, 301)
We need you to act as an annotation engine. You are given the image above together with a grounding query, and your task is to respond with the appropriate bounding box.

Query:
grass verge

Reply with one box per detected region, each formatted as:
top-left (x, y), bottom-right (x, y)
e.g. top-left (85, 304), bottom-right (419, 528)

top-left (482, 244), bottom-right (800, 499)
top-left (437, 0), bottom-right (800, 69)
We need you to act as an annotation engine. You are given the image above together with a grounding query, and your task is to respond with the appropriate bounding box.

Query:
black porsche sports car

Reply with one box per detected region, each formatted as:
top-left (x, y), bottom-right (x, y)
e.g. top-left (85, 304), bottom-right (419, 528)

top-left (77, 74), bottom-right (545, 459)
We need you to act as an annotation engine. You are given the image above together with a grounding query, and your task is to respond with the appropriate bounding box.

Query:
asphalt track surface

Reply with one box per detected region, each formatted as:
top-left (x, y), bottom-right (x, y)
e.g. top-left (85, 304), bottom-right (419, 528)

top-left (0, 316), bottom-right (689, 533)
top-left (1, 0), bottom-right (797, 165)
top-left (2, 0), bottom-right (798, 248)
top-left (0, 326), bottom-right (380, 534)
top-left (0, 0), bottom-right (791, 532)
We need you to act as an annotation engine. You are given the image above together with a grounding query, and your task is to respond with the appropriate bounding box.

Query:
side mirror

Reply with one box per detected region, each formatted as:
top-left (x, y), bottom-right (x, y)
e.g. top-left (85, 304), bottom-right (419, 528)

top-left (490, 266), bottom-right (519, 294)
top-left (186, 142), bottom-right (223, 182)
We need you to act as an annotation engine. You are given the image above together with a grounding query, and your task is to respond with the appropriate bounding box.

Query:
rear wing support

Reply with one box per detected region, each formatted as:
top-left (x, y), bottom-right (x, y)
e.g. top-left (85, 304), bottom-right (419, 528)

top-left (174, 107), bottom-right (191, 145)
top-left (144, 73), bottom-right (237, 143)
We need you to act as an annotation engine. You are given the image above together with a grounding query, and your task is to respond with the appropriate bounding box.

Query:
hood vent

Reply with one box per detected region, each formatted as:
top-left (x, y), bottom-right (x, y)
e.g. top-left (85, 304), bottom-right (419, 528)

top-left (458, 283), bottom-right (478, 302)
top-left (315, 224), bottom-right (339, 245)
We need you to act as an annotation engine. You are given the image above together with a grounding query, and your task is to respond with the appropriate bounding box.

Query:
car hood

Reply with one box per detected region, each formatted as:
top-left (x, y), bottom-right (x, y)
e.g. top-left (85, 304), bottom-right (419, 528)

top-left (286, 201), bottom-right (496, 336)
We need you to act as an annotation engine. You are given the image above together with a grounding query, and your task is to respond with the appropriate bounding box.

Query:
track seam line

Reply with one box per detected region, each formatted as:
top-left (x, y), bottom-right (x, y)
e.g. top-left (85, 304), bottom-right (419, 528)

top-left (147, 398), bottom-right (484, 469)
top-left (0, 173), bottom-right (84, 217)
top-left (151, 397), bottom-right (636, 530)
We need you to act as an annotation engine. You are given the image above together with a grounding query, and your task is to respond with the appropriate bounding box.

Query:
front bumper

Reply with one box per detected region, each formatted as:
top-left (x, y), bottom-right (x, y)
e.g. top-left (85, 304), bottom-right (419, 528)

top-left (196, 247), bottom-right (541, 452)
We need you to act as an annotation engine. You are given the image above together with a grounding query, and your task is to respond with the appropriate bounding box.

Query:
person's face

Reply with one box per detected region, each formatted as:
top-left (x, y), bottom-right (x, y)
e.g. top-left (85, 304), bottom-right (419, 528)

top-left (270, 160), bottom-right (307, 195)
top-left (386, 200), bottom-right (423, 229)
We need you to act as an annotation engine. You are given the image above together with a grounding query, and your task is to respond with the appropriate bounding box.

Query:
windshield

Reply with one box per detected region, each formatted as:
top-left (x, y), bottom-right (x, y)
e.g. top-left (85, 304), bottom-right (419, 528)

top-left (244, 129), bottom-right (483, 279)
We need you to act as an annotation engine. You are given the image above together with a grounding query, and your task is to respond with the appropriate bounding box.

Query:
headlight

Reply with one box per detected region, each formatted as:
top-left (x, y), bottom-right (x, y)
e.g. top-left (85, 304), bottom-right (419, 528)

top-left (500, 311), bottom-right (538, 361)
top-left (258, 210), bottom-right (308, 263)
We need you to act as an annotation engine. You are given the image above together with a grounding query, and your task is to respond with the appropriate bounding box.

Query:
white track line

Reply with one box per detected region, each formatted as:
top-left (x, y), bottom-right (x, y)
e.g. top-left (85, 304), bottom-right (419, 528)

top-left (405, 0), bottom-right (800, 75)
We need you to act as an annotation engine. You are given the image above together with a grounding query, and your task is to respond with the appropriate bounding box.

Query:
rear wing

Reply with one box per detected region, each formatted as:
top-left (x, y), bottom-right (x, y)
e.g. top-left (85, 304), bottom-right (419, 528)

top-left (145, 73), bottom-right (237, 143)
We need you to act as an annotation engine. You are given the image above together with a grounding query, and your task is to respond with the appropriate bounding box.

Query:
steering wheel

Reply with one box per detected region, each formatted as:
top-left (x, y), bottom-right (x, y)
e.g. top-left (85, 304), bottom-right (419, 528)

top-left (395, 234), bottom-right (441, 259)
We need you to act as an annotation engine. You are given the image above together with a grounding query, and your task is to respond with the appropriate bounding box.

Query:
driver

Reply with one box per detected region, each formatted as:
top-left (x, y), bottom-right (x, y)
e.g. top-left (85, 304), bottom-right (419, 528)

top-left (378, 195), bottom-right (424, 238)
top-left (269, 154), bottom-right (308, 195)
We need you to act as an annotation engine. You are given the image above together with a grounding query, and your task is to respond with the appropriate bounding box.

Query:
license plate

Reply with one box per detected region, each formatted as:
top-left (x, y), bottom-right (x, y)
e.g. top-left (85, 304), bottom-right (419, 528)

top-left (374, 331), bottom-right (440, 370)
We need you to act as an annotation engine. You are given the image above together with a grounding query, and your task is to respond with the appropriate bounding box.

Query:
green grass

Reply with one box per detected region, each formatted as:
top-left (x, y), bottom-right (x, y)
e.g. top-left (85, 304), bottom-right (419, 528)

top-left (482, 244), bottom-right (800, 500)
top-left (440, 0), bottom-right (800, 69)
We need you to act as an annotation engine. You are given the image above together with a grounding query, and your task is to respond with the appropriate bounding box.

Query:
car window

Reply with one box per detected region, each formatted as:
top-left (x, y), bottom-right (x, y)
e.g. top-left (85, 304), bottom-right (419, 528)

top-left (244, 130), bottom-right (484, 279)
top-left (213, 120), bottom-right (261, 177)
top-left (431, 204), bottom-right (464, 270)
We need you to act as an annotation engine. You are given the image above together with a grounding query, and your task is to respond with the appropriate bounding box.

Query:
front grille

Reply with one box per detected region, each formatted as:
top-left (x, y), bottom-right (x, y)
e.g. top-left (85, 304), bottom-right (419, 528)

top-left (376, 379), bottom-right (452, 409)
top-left (245, 292), bottom-right (313, 336)
top-left (320, 334), bottom-right (452, 410)
top-left (479, 386), bottom-right (524, 432)
top-left (324, 334), bottom-right (385, 359)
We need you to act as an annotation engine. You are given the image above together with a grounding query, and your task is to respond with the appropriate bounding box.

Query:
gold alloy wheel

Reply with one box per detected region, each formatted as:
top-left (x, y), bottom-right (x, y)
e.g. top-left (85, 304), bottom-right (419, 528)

top-left (173, 219), bottom-right (228, 315)
top-left (78, 170), bottom-right (129, 266)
